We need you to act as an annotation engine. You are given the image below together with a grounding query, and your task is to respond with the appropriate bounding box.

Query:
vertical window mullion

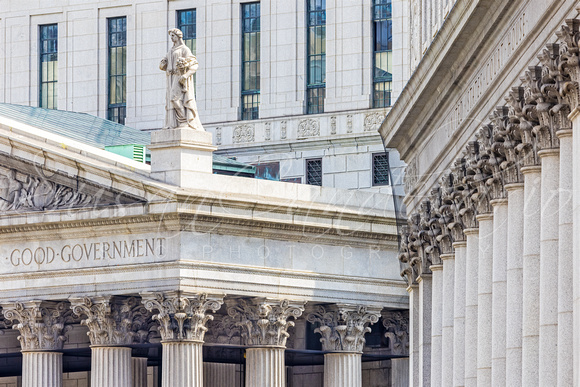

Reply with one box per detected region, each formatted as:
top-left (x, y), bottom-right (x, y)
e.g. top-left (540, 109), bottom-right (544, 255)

top-left (107, 16), bottom-right (127, 124)
top-left (373, 0), bottom-right (392, 108)
top-left (39, 24), bottom-right (58, 110)
top-left (241, 2), bottom-right (260, 120)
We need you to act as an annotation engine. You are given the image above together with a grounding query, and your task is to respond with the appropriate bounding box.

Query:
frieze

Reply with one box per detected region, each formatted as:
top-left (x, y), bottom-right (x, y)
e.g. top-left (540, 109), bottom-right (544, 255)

top-left (233, 124), bottom-right (255, 143)
top-left (364, 112), bottom-right (384, 132)
top-left (297, 119), bottom-right (320, 139)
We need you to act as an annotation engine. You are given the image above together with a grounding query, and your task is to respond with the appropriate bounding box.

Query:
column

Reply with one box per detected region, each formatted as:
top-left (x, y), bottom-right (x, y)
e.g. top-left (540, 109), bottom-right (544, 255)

top-left (70, 296), bottom-right (148, 387)
top-left (132, 356), bottom-right (148, 387)
top-left (408, 284), bottom-right (420, 387)
top-left (537, 148), bottom-right (560, 386)
top-left (429, 264), bottom-right (443, 387)
top-left (452, 241), bottom-right (466, 387)
top-left (418, 274), bottom-right (432, 387)
top-left (308, 304), bottom-right (381, 387)
top-left (520, 165), bottom-right (541, 387)
top-left (476, 213), bottom-right (493, 387)
top-left (141, 292), bottom-right (224, 387)
top-left (0, 301), bottom-right (69, 387)
top-left (229, 298), bottom-right (304, 387)
top-left (391, 358), bottom-right (410, 387)
top-left (204, 363), bottom-right (237, 387)
top-left (441, 253), bottom-right (455, 387)
top-left (490, 198), bottom-right (508, 386)
top-left (504, 183), bottom-right (524, 387)
top-left (572, 107), bottom-right (580, 387)
top-left (557, 128), bottom-right (573, 386)
top-left (464, 228), bottom-right (479, 387)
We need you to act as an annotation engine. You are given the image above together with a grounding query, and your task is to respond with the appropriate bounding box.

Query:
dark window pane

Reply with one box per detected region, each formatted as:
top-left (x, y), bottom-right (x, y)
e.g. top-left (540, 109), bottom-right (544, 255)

top-left (107, 17), bottom-right (126, 124)
top-left (39, 23), bottom-right (58, 109)
top-left (306, 159), bottom-right (323, 186)
top-left (373, 0), bottom-right (392, 107)
top-left (373, 153), bottom-right (390, 185)
top-left (241, 3), bottom-right (260, 120)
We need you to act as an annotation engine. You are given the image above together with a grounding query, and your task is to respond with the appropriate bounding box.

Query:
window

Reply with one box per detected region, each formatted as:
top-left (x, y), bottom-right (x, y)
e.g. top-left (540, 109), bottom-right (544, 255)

top-left (373, 153), bottom-right (390, 185)
top-left (306, 0), bottom-right (326, 114)
top-left (241, 2), bottom-right (260, 120)
top-left (373, 0), bottom-right (392, 108)
top-left (177, 9), bottom-right (197, 54)
top-left (107, 17), bottom-right (127, 124)
top-left (39, 24), bottom-right (58, 110)
top-left (306, 159), bottom-right (323, 186)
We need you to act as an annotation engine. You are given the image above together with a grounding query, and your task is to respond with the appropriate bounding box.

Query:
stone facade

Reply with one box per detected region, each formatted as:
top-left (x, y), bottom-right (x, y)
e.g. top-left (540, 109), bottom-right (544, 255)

top-left (380, 0), bottom-right (580, 386)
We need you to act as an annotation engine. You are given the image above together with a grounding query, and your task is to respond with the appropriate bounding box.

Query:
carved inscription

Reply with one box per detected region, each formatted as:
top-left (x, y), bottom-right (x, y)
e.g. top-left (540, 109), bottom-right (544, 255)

top-left (5, 237), bottom-right (166, 267)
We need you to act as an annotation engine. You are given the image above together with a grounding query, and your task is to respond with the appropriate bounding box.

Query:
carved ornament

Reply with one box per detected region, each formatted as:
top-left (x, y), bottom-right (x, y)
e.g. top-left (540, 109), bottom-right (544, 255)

top-left (382, 310), bottom-right (409, 356)
top-left (364, 112), bottom-right (384, 132)
top-left (297, 119), bottom-right (320, 138)
top-left (233, 124), bottom-right (255, 143)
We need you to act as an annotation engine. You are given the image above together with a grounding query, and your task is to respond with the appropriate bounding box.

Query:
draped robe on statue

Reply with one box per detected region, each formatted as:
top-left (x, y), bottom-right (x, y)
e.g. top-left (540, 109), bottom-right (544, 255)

top-left (160, 43), bottom-right (202, 130)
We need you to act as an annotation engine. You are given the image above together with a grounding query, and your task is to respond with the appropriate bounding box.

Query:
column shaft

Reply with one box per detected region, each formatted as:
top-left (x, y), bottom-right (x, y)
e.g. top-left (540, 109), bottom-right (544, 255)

top-left (204, 362), bottom-right (237, 387)
top-left (491, 200), bottom-right (508, 386)
top-left (430, 265), bottom-right (443, 387)
top-left (418, 274), bottom-right (432, 387)
top-left (323, 353), bottom-right (362, 387)
top-left (505, 184), bottom-right (524, 387)
top-left (408, 285), bottom-right (420, 387)
top-left (521, 167), bottom-right (541, 387)
top-left (538, 150), bottom-right (559, 386)
top-left (572, 111), bottom-right (580, 387)
top-left (22, 352), bottom-right (62, 387)
top-left (453, 242), bottom-right (466, 387)
top-left (476, 216), bottom-right (493, 387)
top-left (246, 347), bottom-right (285, 387)
top-left (557, 130), bottom-right (573, 387)
top-left (391, 358), bottom-right (410, 387)
top-left (464, 229), bottom-right (479, 387)
top-left (132, 357), bottom-right (148, 387)
top-left (162, 342), bottom-right (203, 387)
top-left (91, 346), bottom-right (132, 387)
top-left (441, 254), bottom-right (455, 387)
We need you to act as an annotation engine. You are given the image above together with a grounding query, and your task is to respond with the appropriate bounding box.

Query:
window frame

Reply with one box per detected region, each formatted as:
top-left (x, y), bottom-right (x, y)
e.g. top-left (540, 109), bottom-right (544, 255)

top-left (372, 152), bottom-right (390, 186)
top-left (305, 158), bottom-right (323, 186)
top-left (107, 16), bottom-right (127, 125)
top-left (39, 23), bottom-right (58, 110)
top-left (306, 0), bottom-right (326, 114)
top-left (372, 0), bottom-right (393, 108)
top-left (241, 2), bottom-right (261, 121)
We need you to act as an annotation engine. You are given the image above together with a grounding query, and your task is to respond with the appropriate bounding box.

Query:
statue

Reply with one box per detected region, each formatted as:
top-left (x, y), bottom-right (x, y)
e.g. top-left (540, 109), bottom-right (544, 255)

top-left (160, 28), bottom-right (203, 130)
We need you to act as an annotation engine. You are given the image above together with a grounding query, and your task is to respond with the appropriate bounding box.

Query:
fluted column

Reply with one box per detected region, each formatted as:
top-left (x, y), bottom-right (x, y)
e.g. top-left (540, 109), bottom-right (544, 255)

top-left (476, 214), bottom-right (493, 387)
top-left (0, 301), bottom-right (70, 387)
top-left (505, 183), bottom-right (524, 387)
top-left (464, 228), bottom-right (479, 387)
top-left (521, 165), bottom-right (541, 387)
top-left (141, 292), bottom-right (224, 387)
top-left (132, 357), bottom-right (148, 387)
top-left (429, 264), bottom-right (443, 387)
top-left (418, 274), bottom-right (432, 387)
top-left (204, 362), bottom-right (237, 387)
top-left (490, 198), bottom-right (508, 386)
top-left (452, 241), bottom-right (466, 387)
top-left (229, 298), bottom-right (304, 387)
top-left (70, 296), bottom-right (149, 387)
top-left (308, 305), bottom-right (381, 387)
top-left (572, 106), bottom-right (580, 387)
top-left (441, 253), bottom-right (455, 387)
top-left (538, 148), bottom-right (560, 385)
top-left (408, 284), bottom-right (420, 387)
top-left (557, 128), bottom-right (573, 386)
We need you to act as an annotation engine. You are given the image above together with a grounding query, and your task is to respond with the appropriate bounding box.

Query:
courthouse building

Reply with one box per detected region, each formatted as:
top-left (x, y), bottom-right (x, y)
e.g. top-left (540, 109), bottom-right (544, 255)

top-left (380, 0), bottom-right (580, 386)
top-left (0, 0), bottom-right (412, 386)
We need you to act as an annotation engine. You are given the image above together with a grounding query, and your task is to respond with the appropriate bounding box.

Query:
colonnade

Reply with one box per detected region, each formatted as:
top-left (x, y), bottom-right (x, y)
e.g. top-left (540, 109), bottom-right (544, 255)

top-left (399, 18), bottom-right (580, 386)
top-left (0, 294), bottom-right (392, 387)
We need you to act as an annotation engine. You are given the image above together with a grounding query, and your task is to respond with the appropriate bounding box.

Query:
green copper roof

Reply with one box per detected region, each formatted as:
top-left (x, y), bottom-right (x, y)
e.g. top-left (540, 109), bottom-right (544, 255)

top-left (0, 103), bottom-right (151, 148)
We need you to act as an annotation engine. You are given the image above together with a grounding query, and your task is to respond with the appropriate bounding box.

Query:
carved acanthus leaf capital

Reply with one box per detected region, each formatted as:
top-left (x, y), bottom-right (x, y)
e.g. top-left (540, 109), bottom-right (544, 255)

top-left (141, 292), bottom-right (224, 343)
top-left (556, 19), bottom-right (580, 109)
top-left (382, 310), bottom-right (409, 356)
top-left (430, 185), bottom-right (454, 255)
top-left (70, 296), bottom-right (150, 346)
top-left (227, 298), bottom-right (304, 348)
top-left (307, 304), bottom-right (381, 353)
top-left (1, 301), bottom-right (72, 351)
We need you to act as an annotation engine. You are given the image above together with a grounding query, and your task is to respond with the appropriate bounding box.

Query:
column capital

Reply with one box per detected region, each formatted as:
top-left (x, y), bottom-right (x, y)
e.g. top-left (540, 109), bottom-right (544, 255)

top-left (382, 310), bottom-right (409, 356)
top-left (70, 296), bottom-right (150, 346)
top-left (227, 298), bottom-right (305, 348)
top-left (141, 291), bottom-right (224, 342)
top-left (556, 19), bottom-right (580, 111)
top-left (307, 304), bottom-right (381, 353)
top-left (1, 301), bottom-right (72, 351)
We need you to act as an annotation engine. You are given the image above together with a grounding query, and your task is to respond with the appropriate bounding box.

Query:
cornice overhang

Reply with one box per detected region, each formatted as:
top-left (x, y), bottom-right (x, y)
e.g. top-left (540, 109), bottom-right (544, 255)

top-left (379, 0), bottom-right (516, 160)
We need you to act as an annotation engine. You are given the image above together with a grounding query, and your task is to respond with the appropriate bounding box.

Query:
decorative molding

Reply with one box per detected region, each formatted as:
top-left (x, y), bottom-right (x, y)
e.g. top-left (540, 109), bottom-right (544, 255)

top-left (403, 157), bottom-right (418, 194)
top-left (382, 310), bottom-right (409, 356)
top-left (141, 292), bottom-right (223, 342)
top-left (70, 296), bottom-right (150, 346)
top-left (307, 304), bottom-right (381, 353)
top-left (215, 127), bottom-right (222, 145)
top-left (364, 112), bottom-right (384, 132)
top-left (297, 119), bottom-right (320, 139)
top-left (227, 298), bottom-right (304, 347)
top-left (1, 301), bottom-right (72, 351)
top-left (330, 116), bottom-right (337, 135)
top-left (233, 124), bottom-right (255, 143)
top-left (281, 121), bottom-right (287, 139)
top-left (265, 122), bottom-right (271, 141)
top-left (346, 115), bottom-right (353, 133)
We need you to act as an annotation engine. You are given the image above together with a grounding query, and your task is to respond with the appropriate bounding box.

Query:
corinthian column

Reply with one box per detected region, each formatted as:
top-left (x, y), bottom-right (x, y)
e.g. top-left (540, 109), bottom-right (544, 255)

top-left (141, 292), bottom-right (224, 387)
top-left (70, 296), bottom-right (149, 387)
top-left (463, 227), bottom-right (479, 387)
top-left (228, 298), bottom-right (304, 387)
top-left (307, 305), bottom-right (381, 387)
top-left (1, 301), bottom-right (70, 387)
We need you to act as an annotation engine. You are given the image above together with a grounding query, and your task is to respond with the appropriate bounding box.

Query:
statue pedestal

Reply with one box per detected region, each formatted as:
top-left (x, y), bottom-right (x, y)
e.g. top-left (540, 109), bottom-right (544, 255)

top-left (149, 128), bottom-right (216, 187)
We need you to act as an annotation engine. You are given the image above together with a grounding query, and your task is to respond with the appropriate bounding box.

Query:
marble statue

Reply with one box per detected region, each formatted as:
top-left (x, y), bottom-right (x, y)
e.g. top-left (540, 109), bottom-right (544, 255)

top-left (160, 28), bottom-right (203, 130)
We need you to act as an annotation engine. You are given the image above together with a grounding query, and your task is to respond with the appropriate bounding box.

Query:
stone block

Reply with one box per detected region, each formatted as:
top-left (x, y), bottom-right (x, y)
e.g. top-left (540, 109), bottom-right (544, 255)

top-left (333, 171), bottom-right (358, 189)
